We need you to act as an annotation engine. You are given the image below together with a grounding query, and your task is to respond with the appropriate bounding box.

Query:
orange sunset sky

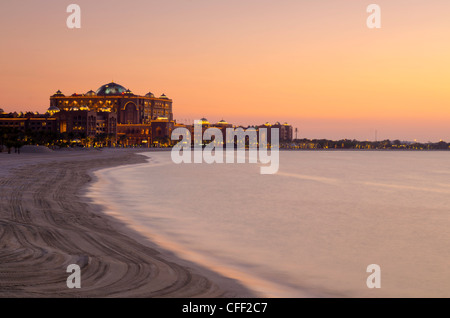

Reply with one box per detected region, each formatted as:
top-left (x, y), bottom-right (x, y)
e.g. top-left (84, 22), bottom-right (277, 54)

top-left (1, 0), bottom-right (450, 141)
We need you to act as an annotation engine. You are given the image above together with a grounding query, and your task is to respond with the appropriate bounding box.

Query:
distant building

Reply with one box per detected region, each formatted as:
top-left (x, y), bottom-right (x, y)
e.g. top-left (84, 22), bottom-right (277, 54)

top-left (257, 122), bottom-right (293, 142)
top-left (0, 112), bottom-right (58, 134)
top-left (175, 118), bottom-right (293, 146)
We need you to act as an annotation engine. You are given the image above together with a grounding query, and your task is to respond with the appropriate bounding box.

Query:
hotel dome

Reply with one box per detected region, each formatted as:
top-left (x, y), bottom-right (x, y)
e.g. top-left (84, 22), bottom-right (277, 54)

top-left (198, 118), bottom-right (210, 125)
top-left (47, 105), bottom-right (60, 115)
top-left (96, 82), bottom-right (127, 96)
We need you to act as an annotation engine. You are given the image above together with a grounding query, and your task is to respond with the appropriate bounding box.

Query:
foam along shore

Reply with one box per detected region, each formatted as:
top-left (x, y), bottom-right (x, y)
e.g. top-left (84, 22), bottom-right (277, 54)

top-left (0, 148), bottom-right (254, 297)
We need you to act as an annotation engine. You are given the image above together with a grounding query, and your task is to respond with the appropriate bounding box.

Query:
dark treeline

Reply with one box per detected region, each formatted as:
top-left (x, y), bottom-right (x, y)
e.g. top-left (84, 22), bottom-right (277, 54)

top-left (284, 138), bottom-right (450, 150)
top-left (2, 127), bottom-right (450, 154)
top-left (0, 127), bottom-right (115, 154)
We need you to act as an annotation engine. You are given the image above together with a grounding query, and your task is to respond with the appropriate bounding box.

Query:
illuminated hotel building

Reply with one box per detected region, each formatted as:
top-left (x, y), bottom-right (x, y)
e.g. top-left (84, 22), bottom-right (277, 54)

top-left (48, 82), bottom-right (175, 145)
top-left (1, 83), bottom-right (293, 147)
top-left (50, 82), bottom-right (173, 124)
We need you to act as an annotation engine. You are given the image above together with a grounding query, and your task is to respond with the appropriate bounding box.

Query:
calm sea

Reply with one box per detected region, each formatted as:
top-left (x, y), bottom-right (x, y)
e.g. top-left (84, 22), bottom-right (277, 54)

top-left (87, 150), bottom-right (450, 297)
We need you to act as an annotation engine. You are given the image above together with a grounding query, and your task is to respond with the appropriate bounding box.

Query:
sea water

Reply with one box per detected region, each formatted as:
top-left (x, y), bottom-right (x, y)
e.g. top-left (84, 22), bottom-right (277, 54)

top-left (87, 150), bottom-right (450, 297)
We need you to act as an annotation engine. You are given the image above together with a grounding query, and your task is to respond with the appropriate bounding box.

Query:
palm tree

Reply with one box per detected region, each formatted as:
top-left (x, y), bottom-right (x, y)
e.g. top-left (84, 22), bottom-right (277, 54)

top-left (118, 134), bottom-right (127, 147)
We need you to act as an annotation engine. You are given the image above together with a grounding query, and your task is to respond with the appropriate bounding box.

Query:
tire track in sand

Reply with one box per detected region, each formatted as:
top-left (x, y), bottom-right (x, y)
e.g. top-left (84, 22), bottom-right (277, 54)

top-left (0, 151), bottom-right (253, 297)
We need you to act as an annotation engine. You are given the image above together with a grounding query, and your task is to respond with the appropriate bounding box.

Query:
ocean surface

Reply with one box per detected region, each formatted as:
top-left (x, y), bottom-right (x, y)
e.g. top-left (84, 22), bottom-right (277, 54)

top-left (87, 150), bottom-right (450, 297)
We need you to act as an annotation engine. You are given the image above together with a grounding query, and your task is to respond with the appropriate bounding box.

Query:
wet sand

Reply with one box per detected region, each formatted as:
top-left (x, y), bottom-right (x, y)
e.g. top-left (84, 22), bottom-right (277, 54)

top-left (0, 148), bottom-right (254, 297)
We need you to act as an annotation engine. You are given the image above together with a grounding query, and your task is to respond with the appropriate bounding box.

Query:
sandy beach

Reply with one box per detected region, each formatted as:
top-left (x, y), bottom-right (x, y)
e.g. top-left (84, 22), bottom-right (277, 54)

top-left (0, 148), bottom-right (254, 297)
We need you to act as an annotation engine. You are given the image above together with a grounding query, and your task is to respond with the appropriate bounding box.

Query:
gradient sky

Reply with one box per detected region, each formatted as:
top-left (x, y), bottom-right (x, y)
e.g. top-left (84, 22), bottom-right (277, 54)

top-left (1, 0), bottom-right (449, 141)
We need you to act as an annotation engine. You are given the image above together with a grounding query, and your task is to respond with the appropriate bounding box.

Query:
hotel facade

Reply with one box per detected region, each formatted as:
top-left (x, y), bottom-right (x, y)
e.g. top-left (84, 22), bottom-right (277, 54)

top-left (50, 82), bottom-right (173, 123)
top-left (48, 82), bottom-right (175, 146)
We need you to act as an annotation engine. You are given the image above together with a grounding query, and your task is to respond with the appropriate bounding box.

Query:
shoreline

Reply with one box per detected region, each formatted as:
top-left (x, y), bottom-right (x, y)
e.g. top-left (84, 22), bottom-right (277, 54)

top-left (0, 149), bottom-right (255, 297)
